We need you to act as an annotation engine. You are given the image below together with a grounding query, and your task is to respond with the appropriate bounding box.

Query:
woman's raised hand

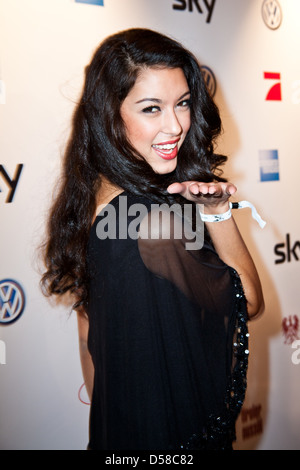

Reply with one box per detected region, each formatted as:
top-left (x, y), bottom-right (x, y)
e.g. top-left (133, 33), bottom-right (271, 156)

top-left (167, 181), bottom-right (237, 213)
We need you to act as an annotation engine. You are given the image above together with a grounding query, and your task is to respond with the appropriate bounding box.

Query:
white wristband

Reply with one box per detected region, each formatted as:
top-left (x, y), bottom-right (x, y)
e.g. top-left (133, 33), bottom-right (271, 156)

top-left (198, 201), bottom-right (266, 228)
top-left (230, 201), bottom-right (266, 228)
top-left (199, 207), bottom-right (232, 223)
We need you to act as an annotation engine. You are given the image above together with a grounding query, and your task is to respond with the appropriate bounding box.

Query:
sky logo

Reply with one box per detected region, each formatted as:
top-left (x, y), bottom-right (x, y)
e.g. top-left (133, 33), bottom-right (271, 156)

top-left (259, 150), bottom-right (280, 182)
top-left (75, 0), bottom-right (104, 5)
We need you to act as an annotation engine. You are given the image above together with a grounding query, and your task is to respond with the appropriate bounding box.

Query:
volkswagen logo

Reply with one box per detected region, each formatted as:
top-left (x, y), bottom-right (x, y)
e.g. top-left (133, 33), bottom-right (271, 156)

top-left (200, 65), bottom-right (217, 97)
top-left (262, 0), bottom-right (282, 30)
top-left (0, 279), bottom-right (26, 324)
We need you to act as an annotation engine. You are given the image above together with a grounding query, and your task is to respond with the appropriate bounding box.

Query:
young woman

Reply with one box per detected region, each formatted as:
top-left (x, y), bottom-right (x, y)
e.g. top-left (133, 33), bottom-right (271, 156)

top-left (41, 28), bottom-right (264, 450)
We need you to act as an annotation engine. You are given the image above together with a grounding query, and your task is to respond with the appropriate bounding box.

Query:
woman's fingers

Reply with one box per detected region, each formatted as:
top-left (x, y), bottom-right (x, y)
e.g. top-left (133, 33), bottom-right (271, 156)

top-left (167, 182), bottom-right (186, 195)
top-left (167, 181), bottom-right (237, 200)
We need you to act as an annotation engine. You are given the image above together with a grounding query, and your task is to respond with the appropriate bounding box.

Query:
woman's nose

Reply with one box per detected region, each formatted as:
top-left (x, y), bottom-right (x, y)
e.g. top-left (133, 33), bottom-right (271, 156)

top-left (162, 109), bottom-right (182, 136)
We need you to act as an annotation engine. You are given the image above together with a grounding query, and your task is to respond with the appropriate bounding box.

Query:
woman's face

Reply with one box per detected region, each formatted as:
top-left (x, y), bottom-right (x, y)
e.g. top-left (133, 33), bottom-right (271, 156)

top-left (120, 67), bottom-right (191, 174)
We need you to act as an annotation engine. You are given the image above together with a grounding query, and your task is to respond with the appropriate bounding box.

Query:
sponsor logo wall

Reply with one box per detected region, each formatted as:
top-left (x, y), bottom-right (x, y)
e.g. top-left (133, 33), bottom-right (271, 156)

top-left (0, 279), bottom-right (26, 325)
top-left (0, 0), bottom-right (299, 450)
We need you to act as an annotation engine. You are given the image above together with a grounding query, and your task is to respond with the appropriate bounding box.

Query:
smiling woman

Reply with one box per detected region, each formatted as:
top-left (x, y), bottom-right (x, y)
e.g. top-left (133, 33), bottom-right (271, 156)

top-left (41, 28), bottom-right (264, 451)
top-left (120, 67), bottom-right (191, 174)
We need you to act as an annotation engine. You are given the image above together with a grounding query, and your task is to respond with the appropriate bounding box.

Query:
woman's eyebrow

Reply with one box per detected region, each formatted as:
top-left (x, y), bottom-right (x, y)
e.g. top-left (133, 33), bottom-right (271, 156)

top-left (135, 90), bottom-right (190, 105)
top-left (136, 97), bottom-right (162, 104)
top-left (178, 91), bottom-right (191, 100)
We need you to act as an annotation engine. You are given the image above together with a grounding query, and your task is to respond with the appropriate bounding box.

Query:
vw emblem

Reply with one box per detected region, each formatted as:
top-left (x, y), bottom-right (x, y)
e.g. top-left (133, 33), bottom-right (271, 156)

top-left (0, 279), bottom-right (26, 324)
top-left (262, 0), bottom-right (282, 30)
top-left (200, 65), bottom-right (217, 97)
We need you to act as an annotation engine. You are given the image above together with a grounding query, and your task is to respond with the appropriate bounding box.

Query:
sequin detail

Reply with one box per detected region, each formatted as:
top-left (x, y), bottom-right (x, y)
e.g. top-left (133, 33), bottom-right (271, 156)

top-left (180, 268), bottom-right (249, 450)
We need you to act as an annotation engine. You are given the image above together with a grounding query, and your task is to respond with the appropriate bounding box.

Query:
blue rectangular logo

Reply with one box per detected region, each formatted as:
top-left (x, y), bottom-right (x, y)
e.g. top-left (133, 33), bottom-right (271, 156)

top-left (259, 149), bottom-right (280, 182)
top-left (75, 0), bottom-right (104, 5)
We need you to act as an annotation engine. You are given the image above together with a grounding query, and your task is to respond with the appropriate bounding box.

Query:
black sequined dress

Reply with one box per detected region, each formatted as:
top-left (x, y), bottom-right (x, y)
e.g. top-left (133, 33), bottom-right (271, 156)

top-left (86, 192), bottom-right (249, 450)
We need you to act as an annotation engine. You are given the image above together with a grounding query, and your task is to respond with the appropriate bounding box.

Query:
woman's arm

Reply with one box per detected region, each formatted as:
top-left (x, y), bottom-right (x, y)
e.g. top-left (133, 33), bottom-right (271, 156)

top-left (77, 309), bottom-right (94, 401)
top-left (167, 181), bottom-right (265, 319)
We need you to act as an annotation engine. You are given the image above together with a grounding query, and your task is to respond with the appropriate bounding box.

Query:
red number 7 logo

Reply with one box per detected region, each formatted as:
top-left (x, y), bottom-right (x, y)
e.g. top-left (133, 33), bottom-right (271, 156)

top-left (264, 72), bottom-right (282, 101)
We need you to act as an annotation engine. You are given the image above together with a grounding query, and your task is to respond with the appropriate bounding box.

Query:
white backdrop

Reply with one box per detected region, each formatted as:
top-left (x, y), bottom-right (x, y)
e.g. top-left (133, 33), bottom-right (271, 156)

top-left (1, 0), bottom-right (299, 450)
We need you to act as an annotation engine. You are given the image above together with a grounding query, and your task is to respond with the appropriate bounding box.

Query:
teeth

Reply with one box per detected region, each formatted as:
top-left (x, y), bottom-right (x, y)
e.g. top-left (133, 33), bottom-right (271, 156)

top-left (153, 143), bottom-right (177, 150)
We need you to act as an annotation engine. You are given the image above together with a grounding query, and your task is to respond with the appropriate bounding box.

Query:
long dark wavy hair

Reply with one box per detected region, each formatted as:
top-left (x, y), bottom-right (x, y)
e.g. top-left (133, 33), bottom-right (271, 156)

top-left (41, 28), bottom-right (227, 309)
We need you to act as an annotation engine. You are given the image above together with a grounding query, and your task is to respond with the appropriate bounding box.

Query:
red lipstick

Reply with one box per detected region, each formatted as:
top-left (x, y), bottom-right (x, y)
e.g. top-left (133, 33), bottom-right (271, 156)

top-left (152, 138), bottom-right (180, 160)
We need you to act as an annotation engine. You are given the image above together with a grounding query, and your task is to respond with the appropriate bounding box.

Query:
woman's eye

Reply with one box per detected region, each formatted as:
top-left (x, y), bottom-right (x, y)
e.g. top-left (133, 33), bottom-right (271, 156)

top-left (177, 99), bottom-right (191, 108)
top-left (142, 106), bottom-right (160, 114)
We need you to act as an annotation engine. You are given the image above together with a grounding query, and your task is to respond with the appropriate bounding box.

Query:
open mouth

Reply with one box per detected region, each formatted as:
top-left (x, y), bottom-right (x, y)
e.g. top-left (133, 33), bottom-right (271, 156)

top-left (152, 140), bottom-right (180, 160)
